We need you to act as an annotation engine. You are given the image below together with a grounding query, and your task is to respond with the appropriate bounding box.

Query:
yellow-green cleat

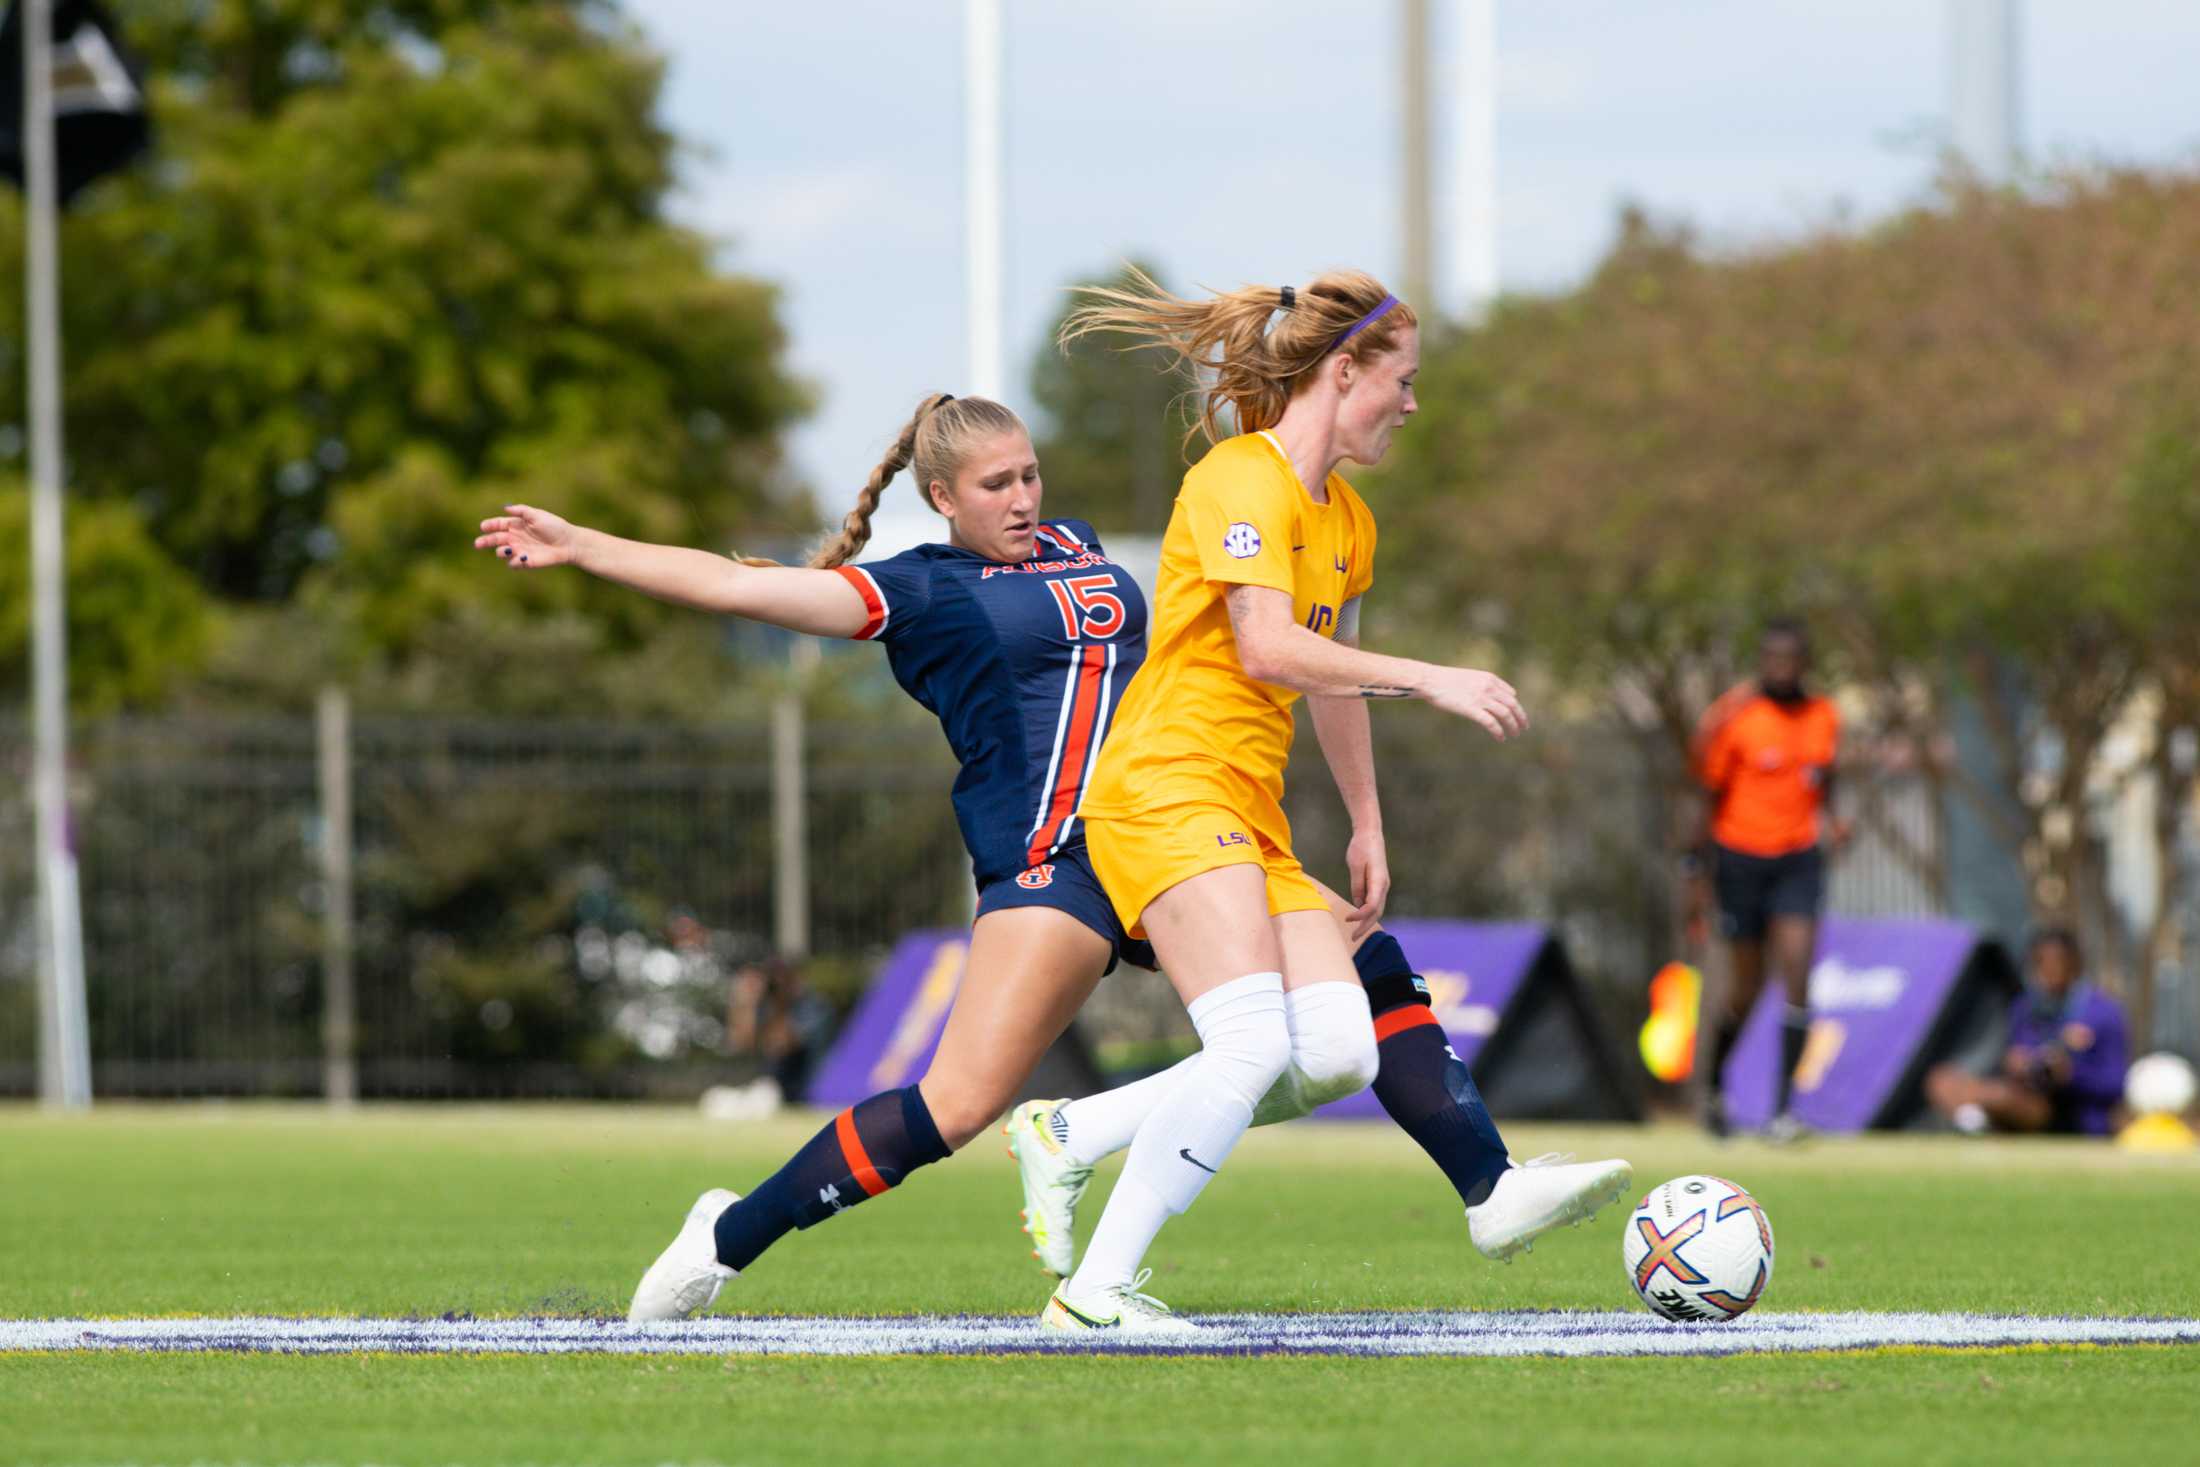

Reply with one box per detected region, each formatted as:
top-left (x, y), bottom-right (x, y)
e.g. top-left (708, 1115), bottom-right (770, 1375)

top-left (1003, 1098), bottom-right (1092, 1277)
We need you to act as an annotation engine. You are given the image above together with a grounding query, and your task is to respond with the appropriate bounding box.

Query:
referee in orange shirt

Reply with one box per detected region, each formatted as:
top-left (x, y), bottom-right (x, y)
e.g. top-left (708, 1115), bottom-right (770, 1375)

top-left (1690, 618), bottom-right (1851, 1141)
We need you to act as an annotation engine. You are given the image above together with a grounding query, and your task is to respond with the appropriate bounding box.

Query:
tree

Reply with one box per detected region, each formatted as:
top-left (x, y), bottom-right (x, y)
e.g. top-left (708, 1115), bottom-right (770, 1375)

top-left (0, 480), bottom-right (211, 713)
top-left (0, 1), bottom-right (811, 707)
top-left (1375, 168), bottom-right (2200, 1020)
top-left (1028, 260), bottom-right (1197, 534)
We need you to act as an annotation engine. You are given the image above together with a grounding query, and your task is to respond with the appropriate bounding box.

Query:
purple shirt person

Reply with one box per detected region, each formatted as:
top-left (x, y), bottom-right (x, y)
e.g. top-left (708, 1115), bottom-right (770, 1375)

top-left (1927, 928), bottom-right (2129, 1137)
top-left (2004, 978), bottom-right (2129, 1135)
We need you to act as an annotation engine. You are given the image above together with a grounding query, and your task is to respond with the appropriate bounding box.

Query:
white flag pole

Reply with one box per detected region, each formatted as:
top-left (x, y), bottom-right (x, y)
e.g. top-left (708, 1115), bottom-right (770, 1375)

top-left (959, 0), bottom-right (1004, 928)
top-left (24, 0), bottom-right (92, 1109)
top-left (1454, 0), bottom-right (1498, 324)
top-left (1947, 0), bottom-right (2020, 182)
top-left (964, 0), bottom-right (1003, 400)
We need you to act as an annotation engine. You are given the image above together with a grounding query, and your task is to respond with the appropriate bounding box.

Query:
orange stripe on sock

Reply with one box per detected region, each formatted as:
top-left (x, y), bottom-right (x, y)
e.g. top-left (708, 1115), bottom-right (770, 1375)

top-left (1373, 1005), bottom-right (1441, 1043)
top-left (834, 1108), bottom-right (890, 1197)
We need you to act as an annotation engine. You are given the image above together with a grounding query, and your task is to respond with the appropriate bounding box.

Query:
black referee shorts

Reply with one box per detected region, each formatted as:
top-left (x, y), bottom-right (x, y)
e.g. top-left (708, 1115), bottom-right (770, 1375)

top-left (1712, 843), bottom-right (1825, 942)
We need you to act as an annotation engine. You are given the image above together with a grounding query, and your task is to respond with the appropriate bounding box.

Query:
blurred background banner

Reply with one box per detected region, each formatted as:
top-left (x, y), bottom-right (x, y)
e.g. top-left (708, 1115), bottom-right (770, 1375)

top-left (805, 931), bottom-right (1101, 1109)
top-left (1719, 920), bottom-right (2020, 1133)
top-left (808, 933), bottom-right (968, 1106)
top-left (1317, 921), bottom-right (1641, 1123)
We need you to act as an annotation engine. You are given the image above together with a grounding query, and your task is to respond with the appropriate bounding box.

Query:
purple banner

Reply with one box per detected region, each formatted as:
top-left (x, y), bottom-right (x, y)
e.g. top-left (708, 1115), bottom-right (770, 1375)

top-left (1722, 916), bottom-right (1983, 1132)
top-left (807, 931), bottom-right (969, 1107)
top-left (1317, 920), bottom-right (1549, 1118)
top-left (811, 920), bottom-right (1553, 1115)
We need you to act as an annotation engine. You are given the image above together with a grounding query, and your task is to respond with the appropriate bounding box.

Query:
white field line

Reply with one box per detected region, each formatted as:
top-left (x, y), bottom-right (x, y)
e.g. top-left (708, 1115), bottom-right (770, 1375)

top-left (5, 1311), bottom-right (2198, 1358)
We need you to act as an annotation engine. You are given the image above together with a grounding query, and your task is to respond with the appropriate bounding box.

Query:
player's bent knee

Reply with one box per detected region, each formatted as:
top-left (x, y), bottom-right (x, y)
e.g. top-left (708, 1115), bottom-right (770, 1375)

top-left (1284, 981), bottom-right (1378, 1106)
top-left (1291, 1026), bottom-right (1379, 1106)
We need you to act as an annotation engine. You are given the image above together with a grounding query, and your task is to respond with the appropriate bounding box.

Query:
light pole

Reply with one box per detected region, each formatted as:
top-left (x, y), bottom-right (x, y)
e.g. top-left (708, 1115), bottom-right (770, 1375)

top-left (964, 0), bottom-right (1004, 399)
top-left (23, 0), bottom-right (92, 1110)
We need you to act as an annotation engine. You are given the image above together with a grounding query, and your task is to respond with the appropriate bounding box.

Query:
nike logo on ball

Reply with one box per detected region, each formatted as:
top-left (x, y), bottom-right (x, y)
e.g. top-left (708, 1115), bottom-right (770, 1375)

top-left (1178, 1148), bottom-right (1217, 1174)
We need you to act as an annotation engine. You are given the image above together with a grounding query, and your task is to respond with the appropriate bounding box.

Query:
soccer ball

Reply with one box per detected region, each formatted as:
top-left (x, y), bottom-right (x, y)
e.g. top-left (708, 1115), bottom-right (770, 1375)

top-left (1622, 1175), bottom-right (1774, 1323)
top-left (2125, 1053), bottom-right (2197, 1117)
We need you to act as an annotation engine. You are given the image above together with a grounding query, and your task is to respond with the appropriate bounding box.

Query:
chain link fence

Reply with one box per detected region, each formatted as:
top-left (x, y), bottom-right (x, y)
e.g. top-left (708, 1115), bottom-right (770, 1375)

top-left (0, 712), bottom-right (967, 1097)
top-left (6, 703), bottom-right (2139, 1100)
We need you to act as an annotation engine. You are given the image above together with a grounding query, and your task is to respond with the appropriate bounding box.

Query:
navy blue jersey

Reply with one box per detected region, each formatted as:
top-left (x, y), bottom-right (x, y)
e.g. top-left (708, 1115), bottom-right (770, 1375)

top-left (832, 520), bottom-right (1149, 888)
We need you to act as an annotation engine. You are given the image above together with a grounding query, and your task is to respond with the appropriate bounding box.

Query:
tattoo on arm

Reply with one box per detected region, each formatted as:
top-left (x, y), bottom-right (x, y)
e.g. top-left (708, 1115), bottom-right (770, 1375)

top-left (1358, 685), bottom-right (1413, 699)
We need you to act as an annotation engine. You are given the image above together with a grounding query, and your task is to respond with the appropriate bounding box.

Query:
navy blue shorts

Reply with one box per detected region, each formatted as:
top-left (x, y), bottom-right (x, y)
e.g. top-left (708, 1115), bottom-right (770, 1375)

top-left (976, 845), bottom-right (1157, 975)
top-left (1712, 842), bottom-right (1826, 942)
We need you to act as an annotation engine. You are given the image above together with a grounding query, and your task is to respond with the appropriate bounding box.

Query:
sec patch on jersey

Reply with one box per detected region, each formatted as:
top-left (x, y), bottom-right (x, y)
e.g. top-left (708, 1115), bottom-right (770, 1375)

top-left (1222, 522), bottom-right (1262, 558)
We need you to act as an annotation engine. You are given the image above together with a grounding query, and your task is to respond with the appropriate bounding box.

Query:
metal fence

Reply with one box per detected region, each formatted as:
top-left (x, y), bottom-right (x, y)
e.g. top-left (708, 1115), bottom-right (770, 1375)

top-left (4, 703), bottom-right (2135, 1101)
top-left (0, 712), bottom-right (967, 1097)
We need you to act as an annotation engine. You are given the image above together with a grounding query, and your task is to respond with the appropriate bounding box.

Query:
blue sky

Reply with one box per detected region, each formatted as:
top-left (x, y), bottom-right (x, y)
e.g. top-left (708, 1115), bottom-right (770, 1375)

top-left (623, 1), bottom-right (2200, 550)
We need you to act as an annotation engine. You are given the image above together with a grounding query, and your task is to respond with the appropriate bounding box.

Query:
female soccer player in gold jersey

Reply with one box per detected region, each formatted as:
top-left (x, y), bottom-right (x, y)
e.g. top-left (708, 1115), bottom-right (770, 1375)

top-left (1037, 271), bottom-right (1629, 1334)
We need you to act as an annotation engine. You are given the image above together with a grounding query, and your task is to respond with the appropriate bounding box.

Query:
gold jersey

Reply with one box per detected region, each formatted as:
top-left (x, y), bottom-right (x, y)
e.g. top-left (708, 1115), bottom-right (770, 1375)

top-left (1081, 430), bottom-right (1376, 821)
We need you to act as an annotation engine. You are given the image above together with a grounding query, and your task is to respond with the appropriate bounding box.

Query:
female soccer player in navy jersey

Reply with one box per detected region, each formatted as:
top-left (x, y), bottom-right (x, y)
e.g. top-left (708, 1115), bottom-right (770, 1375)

top-left (477, 393), bottom-right (1177, 1319)
top-left (479, 388), bottom-right (1604, 1328)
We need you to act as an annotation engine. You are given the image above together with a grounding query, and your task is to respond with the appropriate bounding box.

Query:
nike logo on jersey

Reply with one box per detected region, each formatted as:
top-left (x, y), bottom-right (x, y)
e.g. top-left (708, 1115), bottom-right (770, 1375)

top-left (1178, 1148), bottom-right (1217, 1174)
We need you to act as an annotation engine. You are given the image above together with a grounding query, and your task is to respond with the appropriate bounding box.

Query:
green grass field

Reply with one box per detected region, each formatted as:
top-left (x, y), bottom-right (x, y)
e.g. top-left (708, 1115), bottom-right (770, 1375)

top-left (4, 1105), bottom-right (2198, 1466)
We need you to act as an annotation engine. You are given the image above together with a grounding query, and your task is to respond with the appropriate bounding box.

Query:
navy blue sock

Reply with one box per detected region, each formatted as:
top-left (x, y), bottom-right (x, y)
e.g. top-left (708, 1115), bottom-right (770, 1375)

top-left (712, 1085), bottom-right (950, 1272)
top-left (1707, 1014), bottom-right (1744, 1098)
top-left (1775, 1006), bottom-right (1810, 1116)
top-left (1355, 932), bottom-right (1513, 1209)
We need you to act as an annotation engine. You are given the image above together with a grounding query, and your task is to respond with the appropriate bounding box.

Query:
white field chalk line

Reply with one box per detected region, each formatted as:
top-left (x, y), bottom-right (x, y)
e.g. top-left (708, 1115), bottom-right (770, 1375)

top-left (5, 1312), bottom-right (2198, 1358)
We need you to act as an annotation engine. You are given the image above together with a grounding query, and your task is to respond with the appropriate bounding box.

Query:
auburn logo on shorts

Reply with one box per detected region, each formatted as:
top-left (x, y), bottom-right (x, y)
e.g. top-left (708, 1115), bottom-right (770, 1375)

top-left (1016, 864), bottom-right (1057, 889)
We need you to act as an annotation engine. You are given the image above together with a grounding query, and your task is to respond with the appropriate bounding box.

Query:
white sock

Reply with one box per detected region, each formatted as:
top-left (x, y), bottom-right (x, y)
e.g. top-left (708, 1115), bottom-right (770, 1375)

top-left (1056, 1063), bottom-right (1189, 1166)
top-left (1253, 981), bottom-right (1379, 1125)
top-left (1064, 972), bottom-right (1288, 1297)
top-left (1062, 982), bottom-right (1379, 1151)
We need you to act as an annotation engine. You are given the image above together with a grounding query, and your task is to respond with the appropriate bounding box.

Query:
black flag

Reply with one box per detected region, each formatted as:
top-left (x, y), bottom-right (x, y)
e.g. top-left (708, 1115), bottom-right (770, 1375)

top-left (0, 0), bottom-right (149, 206)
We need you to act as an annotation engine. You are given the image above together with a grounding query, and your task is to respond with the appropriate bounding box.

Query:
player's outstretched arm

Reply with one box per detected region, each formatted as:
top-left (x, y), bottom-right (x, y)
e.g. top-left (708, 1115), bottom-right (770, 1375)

top-left (474, 504), bottom-right (869, 639)
top-left (1224, 584), bottom-right (1527, 741)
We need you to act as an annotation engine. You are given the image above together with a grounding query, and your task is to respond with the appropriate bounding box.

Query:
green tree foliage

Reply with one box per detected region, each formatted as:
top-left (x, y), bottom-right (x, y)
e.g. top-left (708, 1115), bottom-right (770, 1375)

top-left (1029, 260), bottom-right (1197, 533)
top-left (0, 480), bottom-right (212, 713)
top-left (1378, 168), bottom-right (2200, 992)
top-left (0, 0), bottom-right (809, 706)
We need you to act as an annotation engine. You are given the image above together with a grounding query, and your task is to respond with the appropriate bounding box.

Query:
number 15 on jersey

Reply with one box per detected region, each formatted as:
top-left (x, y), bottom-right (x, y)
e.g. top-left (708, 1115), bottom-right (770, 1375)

top-left (1047, 575), bottom-right (1127, 641)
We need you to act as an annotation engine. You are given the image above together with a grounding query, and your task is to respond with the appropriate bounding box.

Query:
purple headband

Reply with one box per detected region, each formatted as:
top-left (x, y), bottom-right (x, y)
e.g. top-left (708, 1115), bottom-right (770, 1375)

top-left (1331, 293), bottom-right (1399, 352)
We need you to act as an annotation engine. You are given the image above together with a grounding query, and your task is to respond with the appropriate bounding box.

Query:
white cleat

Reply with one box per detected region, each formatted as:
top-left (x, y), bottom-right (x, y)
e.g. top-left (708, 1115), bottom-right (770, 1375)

top-left (1764, 1111), bottom-right (1813, 1146)
top-left (1040, 1269), bottom-right (1202, 1338)
top-left (1004, 1098), bottom-right (1093, 1277)
top-left (627, 1187), bottom-right (739, 1323)
top-left (1466, 1153), bottom-right (1633, 1262)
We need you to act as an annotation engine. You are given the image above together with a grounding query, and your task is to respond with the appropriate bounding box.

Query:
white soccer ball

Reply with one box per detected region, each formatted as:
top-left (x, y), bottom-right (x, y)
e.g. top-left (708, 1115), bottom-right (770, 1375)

top-left (2125, 1053), bottom-right (2198, 1117)
top-left (1621, 1174), bottom-right (1774, 1323)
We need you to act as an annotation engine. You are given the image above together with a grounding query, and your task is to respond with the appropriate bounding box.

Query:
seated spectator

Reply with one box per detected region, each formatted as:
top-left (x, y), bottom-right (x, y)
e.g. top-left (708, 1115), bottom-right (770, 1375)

top-left (1926, 928), bottom-right (2129, 1136)
top-left (726, 957), bottom-right (837, 1105)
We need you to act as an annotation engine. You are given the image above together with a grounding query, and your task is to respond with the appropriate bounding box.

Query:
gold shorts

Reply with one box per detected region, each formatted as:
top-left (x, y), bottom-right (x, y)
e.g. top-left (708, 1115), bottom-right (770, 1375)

top-left (1083, 795), bottom-right (1327, 939)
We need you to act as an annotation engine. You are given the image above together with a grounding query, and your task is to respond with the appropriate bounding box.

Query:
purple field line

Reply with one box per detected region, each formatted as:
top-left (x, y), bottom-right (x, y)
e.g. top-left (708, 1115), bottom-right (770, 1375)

top-left (6, 1311), bottom-right (2200, 1359)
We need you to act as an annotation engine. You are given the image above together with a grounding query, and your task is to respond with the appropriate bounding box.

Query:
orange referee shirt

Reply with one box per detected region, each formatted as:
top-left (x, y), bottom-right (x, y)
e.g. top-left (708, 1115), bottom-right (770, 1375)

top-left (1697, 694), bottom-right (1838, 857)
